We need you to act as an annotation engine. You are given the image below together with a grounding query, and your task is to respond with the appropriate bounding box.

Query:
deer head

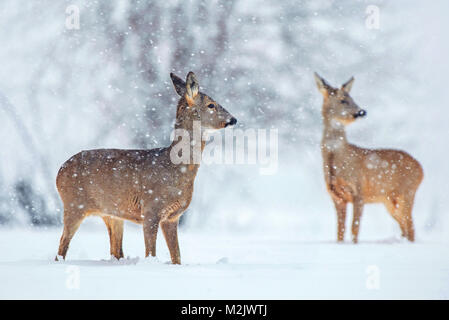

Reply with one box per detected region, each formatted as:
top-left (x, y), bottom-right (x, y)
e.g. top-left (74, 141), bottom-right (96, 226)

top-left (170, 72), bottom-right (237, 130)
top-left (314, 72), bottom-right (366, 126)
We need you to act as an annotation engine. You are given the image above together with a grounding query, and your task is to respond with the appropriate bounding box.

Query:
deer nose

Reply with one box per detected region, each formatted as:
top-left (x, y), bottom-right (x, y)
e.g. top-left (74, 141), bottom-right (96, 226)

top-left (226, 117), bottom-right (237, 127)
top-left (354, 109), bottom-right (367, 118)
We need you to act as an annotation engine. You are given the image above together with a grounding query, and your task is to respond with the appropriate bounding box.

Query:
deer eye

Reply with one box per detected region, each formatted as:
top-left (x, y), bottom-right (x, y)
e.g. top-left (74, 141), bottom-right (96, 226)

top-left (340, 100), bottom-right (348, 104)
top-left (207, 103), bottom-right (215, 109)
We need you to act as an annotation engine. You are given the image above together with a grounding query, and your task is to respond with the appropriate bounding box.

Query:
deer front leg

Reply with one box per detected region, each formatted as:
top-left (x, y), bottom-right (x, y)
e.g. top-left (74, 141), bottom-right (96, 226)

top-left (333, 199), bottom-right (347, 242)
top-left (160, 219), bottom-right (181, 264)
top-left (102, 216), bottom-right (124, 259)
top-left (143, 211), bottom-right (160, 258)
top-left (352, 197), bottom-right (364, 244)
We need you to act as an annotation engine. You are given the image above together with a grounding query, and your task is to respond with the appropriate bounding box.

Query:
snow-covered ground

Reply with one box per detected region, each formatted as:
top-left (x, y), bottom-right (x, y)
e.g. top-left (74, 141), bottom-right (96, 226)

top-left (0, 0), bottom-right (448, 301)
top-left (1, 221), bottom-right (448, 299)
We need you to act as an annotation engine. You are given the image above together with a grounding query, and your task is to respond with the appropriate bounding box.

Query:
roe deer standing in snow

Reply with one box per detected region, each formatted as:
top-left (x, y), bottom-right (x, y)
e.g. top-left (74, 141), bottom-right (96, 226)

top-left (55, 72), bottom-right (237, 264)
top-left (314, 73), bottom-right (423, 243)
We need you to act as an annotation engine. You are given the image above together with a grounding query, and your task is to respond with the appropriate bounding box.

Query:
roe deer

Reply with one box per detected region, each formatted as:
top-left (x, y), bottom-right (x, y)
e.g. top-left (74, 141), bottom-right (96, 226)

top-left (55, 71), bottom-right (237, 264)
top-left (314, 72), bottom-right (423, 243)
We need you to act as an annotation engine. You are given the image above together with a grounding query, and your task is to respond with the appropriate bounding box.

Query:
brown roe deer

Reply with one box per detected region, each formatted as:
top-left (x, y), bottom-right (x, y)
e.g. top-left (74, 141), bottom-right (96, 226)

top-left (55, 72), bottom-right (237, 264)
top-left (314, 73), bottom-right (423, 243)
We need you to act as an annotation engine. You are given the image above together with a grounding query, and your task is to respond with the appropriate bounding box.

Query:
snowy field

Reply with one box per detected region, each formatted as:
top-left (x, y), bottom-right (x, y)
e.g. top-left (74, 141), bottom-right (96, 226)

top-left (1, 0), bottom-right (449, 301)
top-left (1, 221), bottom-right (448, 299)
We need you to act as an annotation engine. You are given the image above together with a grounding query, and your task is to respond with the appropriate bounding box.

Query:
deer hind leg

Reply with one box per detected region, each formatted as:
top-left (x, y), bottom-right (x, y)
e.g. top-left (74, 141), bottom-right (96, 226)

top-left (56, 208), bottom-right (86, 260)
top-left (400, 194), bottom-right (415, 242)
top-left (160, 219), bottom-right (181, 264)
top-left (102, 216), bottom-right (124, 259)
top-left (333, 199), bottom-right (347, 242)
top-left (143, 211), bottom-right (160, 258)
top-left (385, 195), bottom-right (415, 242)
top-left (351, 198), bottom-right (364, 244)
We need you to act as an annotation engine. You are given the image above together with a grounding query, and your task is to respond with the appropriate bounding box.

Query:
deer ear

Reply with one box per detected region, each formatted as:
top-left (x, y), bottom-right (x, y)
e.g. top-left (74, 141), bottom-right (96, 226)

top-left (185, 71), bottom-right (199, 105)
top-left (170, 72), bottom-right (186, 96)
top-left (341, 76), bottom-right (355, 93)
top-left (314, 72), bottom-right (332, 96)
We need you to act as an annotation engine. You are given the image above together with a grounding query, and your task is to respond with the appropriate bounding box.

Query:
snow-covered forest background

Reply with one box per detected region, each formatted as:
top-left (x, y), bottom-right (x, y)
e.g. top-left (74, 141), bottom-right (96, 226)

top-left (0, 0), bottom-right (448, 240)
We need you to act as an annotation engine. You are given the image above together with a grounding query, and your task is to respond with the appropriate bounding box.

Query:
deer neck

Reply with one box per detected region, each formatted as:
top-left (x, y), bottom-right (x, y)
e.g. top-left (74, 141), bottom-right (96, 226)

top-left (168, 108), bottom-right (206, 175)
top-left (321, 116), bottom-right (348, 155)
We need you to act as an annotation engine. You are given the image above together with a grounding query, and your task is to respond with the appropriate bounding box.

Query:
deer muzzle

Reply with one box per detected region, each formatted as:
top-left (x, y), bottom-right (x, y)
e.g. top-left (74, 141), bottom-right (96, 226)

top-left (353, 109), bottom-right (367, 118)
top-left (225, 117), bottom-right (237, 127)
